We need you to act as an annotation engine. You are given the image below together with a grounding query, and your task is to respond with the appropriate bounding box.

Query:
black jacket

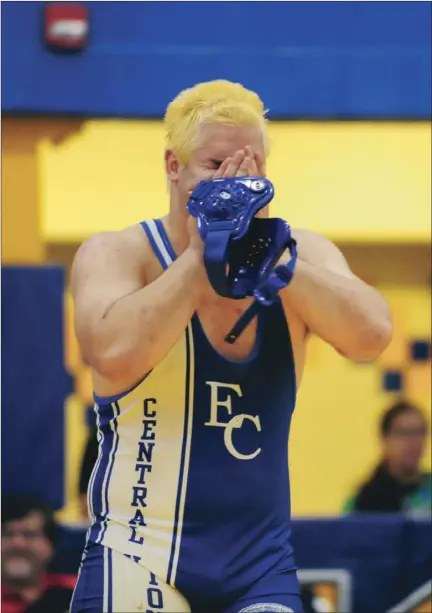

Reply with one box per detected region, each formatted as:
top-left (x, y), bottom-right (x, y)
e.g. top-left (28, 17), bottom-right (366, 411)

top-left (353, 463), bottom-right (423, 512)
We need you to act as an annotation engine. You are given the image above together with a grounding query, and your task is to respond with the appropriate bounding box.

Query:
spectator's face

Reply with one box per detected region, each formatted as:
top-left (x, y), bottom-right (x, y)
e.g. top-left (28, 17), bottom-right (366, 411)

top-left (383, 410), bottom-right (428, 472)
top-left (1, 511), bottom-right (53, 587)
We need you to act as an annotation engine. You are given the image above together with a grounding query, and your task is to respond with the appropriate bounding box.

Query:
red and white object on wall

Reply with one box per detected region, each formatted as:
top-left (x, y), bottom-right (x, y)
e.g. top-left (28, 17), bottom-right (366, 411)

top-left (44, 4), bottom-right (89, 51)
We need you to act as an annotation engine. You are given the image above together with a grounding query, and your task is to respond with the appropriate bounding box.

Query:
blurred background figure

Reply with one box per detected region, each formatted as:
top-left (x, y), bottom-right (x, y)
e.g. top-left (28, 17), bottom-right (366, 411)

top-left (1, 495), bottom-right (75, 613)
top-left (345, 400), bottom-right (431, 515)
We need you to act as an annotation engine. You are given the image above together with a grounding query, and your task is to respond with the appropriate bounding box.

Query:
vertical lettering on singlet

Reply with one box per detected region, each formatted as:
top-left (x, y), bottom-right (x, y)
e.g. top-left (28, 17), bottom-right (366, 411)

top-left (146, 572), bottom-right (164, 611)
top-left (128, 399), bottom-right (157, 545)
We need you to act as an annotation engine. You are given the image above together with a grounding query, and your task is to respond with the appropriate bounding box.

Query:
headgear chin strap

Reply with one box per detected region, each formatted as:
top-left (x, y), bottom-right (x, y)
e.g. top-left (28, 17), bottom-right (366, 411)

top-left (187, 176), bottom-right (297, 344)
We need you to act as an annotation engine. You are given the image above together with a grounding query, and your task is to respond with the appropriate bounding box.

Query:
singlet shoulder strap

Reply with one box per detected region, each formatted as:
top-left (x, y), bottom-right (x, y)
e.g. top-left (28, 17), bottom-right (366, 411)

top-left (141, 219), bottom-right (177, 270)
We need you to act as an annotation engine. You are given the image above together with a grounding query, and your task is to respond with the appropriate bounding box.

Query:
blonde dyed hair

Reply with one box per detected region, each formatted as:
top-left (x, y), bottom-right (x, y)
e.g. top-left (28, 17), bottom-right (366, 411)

top-left (164, 80), bottom-right (268, 163)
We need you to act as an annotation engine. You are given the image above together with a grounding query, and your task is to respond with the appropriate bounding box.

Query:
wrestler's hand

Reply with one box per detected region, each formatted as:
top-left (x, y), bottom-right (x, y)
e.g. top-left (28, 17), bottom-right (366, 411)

top-left (212, 146), bottom-right (266, 179)
top-left (187, 147), bottom-right (266, 253)
top-left (188, 150), bottom-right (248, 253)
top-left (187, 215), bottom-right (204, 255)
top-left (212, 147), bottom-right (260, 179)
top-left (249, 146), bottom-right (266, 177)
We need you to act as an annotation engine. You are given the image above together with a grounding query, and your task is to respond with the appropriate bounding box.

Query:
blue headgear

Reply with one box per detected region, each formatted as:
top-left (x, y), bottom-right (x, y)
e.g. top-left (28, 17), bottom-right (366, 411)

top-left (187, 177), bottom-right (297, 343)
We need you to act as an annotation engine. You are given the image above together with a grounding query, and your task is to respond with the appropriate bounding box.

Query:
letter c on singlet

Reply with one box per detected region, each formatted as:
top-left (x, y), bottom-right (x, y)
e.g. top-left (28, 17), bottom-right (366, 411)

top-left (224, 414), bottom-right (262, 460)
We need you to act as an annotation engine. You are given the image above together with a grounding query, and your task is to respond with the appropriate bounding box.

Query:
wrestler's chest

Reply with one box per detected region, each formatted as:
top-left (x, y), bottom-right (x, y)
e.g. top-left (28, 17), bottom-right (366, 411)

top-left (196, 300), bottom-right (258, 361)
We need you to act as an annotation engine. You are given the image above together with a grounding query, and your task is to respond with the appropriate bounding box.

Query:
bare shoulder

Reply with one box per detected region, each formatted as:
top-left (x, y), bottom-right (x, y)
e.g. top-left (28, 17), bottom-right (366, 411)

top-left (71, 224), bottom-right (151, 293)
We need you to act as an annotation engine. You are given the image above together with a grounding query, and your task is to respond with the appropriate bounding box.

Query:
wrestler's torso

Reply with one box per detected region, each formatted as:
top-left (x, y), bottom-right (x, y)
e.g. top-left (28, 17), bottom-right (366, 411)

top-left (87, 219), bottom-right (300, 594)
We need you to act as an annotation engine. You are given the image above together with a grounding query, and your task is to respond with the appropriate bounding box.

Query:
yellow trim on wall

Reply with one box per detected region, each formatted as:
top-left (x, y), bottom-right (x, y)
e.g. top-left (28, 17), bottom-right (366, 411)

top-left (36, 120), bottom-right (431, 243)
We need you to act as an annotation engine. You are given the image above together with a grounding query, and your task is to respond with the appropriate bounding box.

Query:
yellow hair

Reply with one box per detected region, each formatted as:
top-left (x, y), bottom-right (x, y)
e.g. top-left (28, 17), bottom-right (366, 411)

top-left (164, 80), bottom-right (268, 163)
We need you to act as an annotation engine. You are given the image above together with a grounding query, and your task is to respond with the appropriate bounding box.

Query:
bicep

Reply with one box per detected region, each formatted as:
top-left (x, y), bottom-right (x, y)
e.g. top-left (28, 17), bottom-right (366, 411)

top-left (71, 235), bottom-right (143, 347)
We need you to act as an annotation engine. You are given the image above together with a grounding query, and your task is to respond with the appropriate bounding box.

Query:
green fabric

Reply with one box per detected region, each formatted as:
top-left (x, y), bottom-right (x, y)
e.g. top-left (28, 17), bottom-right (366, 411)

top-left (405, 472), bottom-right (432, 516)
top-left (342, 495), bottom-right (355, 515)
top-left (342, 472), bottom-right (432, 515)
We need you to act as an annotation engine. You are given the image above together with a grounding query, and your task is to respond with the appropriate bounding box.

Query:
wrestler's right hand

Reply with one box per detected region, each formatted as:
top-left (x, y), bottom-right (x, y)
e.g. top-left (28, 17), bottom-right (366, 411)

top-left (212, 148), bottom-right (254, 180)
top-left (187, 148), bottom-right (258, 255)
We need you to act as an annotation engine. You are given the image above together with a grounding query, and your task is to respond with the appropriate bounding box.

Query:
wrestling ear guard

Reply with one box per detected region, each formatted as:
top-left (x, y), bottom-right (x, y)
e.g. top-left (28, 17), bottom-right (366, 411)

top-left (187, 177), bottom-right (297, 343)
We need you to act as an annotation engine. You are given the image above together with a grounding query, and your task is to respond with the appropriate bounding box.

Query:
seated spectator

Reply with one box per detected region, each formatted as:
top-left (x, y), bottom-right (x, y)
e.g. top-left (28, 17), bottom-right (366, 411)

top-left (344, 400), bottom-right (431, 514)
top-left (1, 494), bottom-right (75, 613)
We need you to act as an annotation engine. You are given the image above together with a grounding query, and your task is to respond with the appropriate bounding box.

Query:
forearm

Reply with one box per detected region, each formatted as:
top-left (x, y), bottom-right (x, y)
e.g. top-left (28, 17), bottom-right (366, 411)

top-left (282, 259), bottom-right (392, 360)
top-left (92, 248), bottom-right (207, 379)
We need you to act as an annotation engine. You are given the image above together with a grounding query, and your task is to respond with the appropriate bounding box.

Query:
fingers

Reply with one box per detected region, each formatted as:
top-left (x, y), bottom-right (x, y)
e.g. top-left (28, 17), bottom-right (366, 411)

top-left (223, 148), bottom-right (256, 178)
top-left (237, 153), bottom-right (254, 177)
top-left (212, 147), bottom-right (266, 180)
top-left (212, 156), bottom-right (232, 179)
top-left (245, 146), bottom-right (265, 176)
top-left (223, 150), bottom-right (246, 177)
top-left (243, 146), bottom-right (257, 175)
top-left (254, 150), bottom-right (266, 177)
top-left (242, 146), bottom-right (266, 177)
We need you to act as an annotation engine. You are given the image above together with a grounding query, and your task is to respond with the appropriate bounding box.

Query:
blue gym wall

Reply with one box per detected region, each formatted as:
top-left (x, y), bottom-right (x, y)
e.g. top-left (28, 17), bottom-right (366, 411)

top-left (2, 1), bottom-right (431, 118)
